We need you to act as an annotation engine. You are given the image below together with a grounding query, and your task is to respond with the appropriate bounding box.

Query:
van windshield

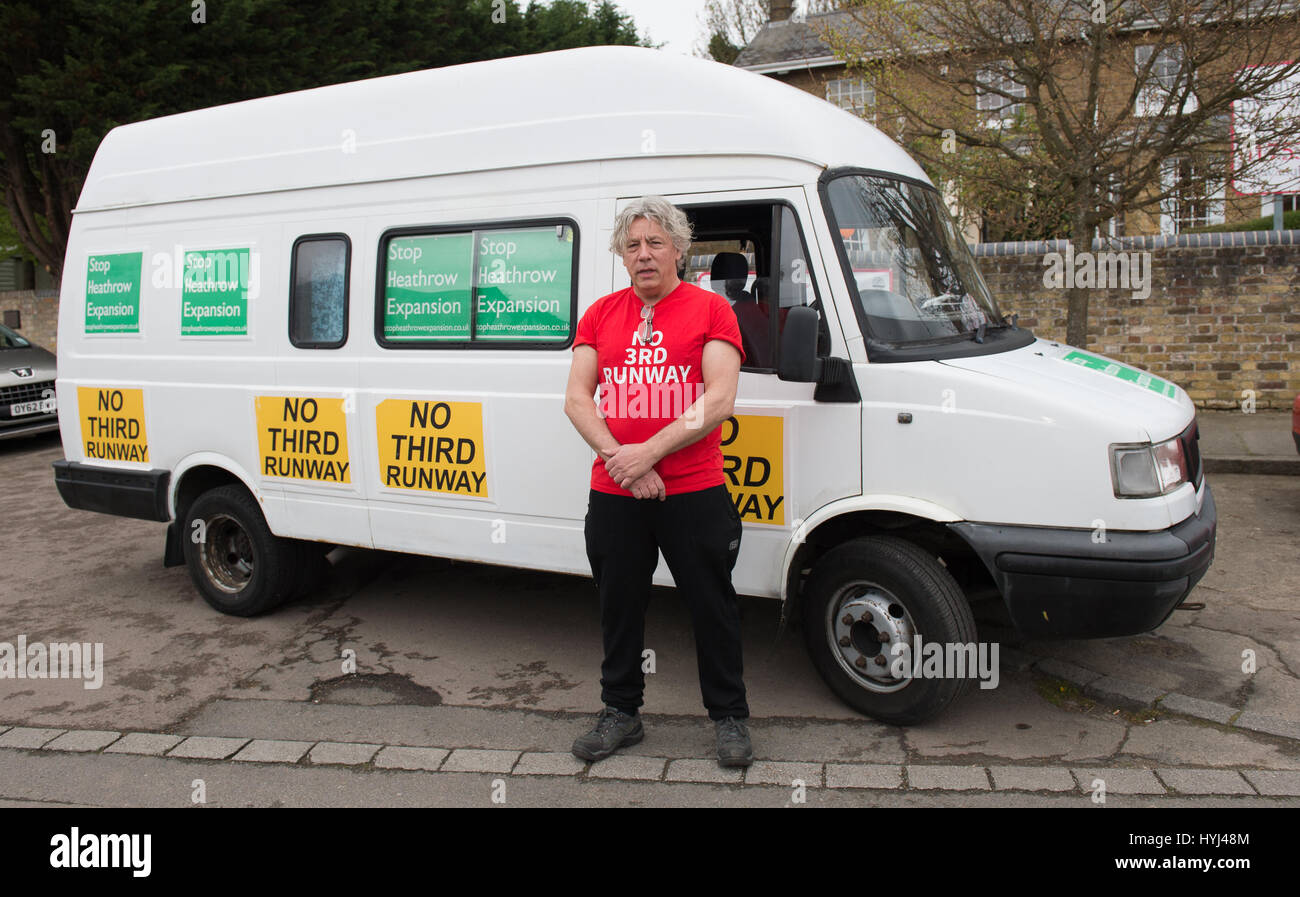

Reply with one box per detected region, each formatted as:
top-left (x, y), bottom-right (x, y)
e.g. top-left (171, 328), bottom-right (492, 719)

top-left (825, 174), bottom-right (1010, 347)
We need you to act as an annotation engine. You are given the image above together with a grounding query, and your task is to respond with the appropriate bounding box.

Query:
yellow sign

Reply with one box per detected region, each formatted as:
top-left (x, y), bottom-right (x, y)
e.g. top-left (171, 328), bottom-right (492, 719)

top-left (79, 387), bottom-right (149, 463)
top-left (255, 396), bottom-right (351, 483)
top-left (376, 399), bottom-right (488, 497)
top-left (720, 414), bottom-right (784, 525)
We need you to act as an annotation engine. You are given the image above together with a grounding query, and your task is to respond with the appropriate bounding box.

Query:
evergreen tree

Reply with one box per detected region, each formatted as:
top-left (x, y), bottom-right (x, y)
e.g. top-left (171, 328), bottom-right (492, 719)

top-left (0, 0), bottom-right (648, 278)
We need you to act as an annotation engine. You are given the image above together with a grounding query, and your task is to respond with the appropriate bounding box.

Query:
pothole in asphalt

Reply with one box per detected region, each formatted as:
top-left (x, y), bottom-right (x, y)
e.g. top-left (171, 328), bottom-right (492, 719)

top-left (309, 672), bottom-right (442, 706)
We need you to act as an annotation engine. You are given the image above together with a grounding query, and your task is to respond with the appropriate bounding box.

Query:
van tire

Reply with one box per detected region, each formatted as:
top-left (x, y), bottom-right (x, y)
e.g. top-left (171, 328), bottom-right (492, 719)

top-left (181, 485), bottom-right (302, 616)
top-left (801, 535), bottom-right (977, 725)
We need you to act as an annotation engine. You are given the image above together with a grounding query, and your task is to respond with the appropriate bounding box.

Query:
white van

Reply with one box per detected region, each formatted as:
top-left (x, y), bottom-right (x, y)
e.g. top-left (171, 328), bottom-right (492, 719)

top-left (52, 47), bottom-right (1216, 723)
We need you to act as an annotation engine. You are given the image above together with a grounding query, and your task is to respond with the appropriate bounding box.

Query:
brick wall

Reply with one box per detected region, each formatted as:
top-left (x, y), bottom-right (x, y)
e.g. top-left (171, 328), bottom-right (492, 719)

top-left (0, 290), bottom-right (60, 352)
top-left (973, 231), bottom-right (1298, 410)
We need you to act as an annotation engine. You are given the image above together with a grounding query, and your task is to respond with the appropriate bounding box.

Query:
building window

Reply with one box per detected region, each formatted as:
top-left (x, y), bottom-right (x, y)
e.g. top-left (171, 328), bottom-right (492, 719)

top-left (1101, 210), bottom-right (1126, 239)
top-left (1136, 44), bottom-right (1185, 90)
top-left (1160, 155), bottom-right (1225, 234)
top-left (976, 61), bottom-right (1026, 126)
top-left (1100, 178), bottom-right (1126, 239)
top-left (1098, 214), bottom-right (1127, 239)
top-left (826, 78), bottom-right (875, 119)
top-left (1135, 44), bottom-right (1197, 116)
top-left (1260, 194), bottom-right (1300, 215)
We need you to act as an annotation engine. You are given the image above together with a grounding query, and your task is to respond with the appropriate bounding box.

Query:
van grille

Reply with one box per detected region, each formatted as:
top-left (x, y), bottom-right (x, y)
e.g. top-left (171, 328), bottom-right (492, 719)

top-left (0, 379), bottom-right (55, 407)
top-left (1180, 418), bottom-right (1203, 488)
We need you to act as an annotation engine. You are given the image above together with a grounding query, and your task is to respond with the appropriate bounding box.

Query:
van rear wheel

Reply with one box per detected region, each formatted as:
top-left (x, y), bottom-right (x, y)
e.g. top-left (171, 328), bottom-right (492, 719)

top-left (801, 535), bottom-right (978, 725)
top-left (181, 485), bottom-right (302, 616)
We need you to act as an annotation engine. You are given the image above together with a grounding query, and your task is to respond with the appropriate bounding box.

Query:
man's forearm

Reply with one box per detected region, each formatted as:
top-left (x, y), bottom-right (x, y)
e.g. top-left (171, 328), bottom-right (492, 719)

top-left (565, 393), bottom-right (620, 459)
top-left (643, 387), bottom-right (734, 465)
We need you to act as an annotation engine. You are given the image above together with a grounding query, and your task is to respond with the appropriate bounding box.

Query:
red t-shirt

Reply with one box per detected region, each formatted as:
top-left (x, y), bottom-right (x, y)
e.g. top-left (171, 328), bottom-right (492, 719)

top-left (574, 281), bottom-right (744, 495)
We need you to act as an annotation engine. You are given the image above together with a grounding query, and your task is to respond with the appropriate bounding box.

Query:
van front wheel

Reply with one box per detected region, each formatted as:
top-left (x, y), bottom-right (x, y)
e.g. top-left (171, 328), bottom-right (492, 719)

top-left (801, 536), bottom-right (978, 725)
top-left (181, 485), bottom-right (301, 616)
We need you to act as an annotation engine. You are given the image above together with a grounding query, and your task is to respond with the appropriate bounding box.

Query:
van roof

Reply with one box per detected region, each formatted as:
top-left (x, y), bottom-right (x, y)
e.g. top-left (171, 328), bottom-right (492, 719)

top-left (76, 46), bottom-right (931, 212)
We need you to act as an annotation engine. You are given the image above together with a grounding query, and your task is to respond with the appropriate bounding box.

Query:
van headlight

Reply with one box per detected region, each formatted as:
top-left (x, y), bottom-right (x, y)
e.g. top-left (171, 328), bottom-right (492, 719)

top-left (1111, 437), bottom-right (1190, 497)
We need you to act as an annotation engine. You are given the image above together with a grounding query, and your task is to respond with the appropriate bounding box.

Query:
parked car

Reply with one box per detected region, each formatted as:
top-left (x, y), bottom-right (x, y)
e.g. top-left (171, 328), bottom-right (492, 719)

top-left (0, 323), bottom-right (57, 439)
top-left (1293, 394), bottom-right (1299, 455)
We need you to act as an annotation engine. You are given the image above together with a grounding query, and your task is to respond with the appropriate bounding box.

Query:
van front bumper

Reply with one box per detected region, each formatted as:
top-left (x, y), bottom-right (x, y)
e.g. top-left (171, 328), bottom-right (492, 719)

top-left (948, 482), bottom-right (1217, 639)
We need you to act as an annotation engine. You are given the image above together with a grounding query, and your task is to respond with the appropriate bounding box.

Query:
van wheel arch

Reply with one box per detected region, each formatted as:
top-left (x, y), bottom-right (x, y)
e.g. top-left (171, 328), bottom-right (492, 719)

top-left (172, 464), bottom-right (249, 523)
top-left (179, 482), bottom-right (320, 616)
top-left (165, 466), bottom-right (250, 568)
top-left (783, 511), bottom-right (993, 626)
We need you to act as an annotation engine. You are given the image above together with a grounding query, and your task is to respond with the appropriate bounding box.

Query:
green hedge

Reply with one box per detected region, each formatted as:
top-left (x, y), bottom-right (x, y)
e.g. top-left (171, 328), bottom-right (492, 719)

top-left (1187, 209), bottom-right (1300, 232)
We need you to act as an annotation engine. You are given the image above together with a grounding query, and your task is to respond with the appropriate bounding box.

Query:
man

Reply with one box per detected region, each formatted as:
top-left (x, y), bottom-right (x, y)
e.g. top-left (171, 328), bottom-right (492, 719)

top-left (563, 196), bottom-right (752, 767)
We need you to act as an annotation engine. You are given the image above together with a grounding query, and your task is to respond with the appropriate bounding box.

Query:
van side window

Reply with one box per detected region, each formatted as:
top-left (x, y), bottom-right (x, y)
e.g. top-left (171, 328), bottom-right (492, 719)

top-left (290, 235), bottom-right (350, 348)
top-left (376, 220), bottom-right (577, 348)
top-left (683, 203), bottom-right (823, 371)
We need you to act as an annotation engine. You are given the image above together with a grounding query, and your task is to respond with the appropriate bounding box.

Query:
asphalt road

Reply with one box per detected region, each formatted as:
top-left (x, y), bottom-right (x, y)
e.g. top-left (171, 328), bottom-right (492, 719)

top-left (1, 431), bottom-right (1297, 807)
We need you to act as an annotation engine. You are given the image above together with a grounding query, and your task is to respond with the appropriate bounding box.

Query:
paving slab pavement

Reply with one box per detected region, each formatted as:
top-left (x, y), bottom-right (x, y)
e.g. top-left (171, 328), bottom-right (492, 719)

top-left (2, 424), bottom-right (1297, 806)
top-left (1197, 410), bottom-right (1297, 474)
top-left (3, 715), bottom-right (1296, 805)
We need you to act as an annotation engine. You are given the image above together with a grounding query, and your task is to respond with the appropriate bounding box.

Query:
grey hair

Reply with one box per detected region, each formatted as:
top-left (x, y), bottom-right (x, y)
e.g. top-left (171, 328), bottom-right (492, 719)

top-left (609, 196), bottom-right (693, 257)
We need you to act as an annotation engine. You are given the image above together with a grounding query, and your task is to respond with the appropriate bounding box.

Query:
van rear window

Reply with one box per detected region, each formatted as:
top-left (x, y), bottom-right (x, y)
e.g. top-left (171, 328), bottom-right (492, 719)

top-left (377, 221), bottom-right (577, 348)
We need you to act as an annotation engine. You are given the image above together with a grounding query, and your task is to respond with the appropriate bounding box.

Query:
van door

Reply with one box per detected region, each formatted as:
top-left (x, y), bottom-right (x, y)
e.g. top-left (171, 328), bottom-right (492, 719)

top-left (358, 203), bottom-right (596, 575)
top-left (267, 229), bottom-right (373, 548)
top-left (617, 188), bottom-right (863, 599)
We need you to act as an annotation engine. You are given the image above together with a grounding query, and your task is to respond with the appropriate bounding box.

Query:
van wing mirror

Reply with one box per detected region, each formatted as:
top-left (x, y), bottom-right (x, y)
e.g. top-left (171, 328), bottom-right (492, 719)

top-left (778, 305), bottom-right (860, 403)
top-left (778, 305), bottom-right (821, 382)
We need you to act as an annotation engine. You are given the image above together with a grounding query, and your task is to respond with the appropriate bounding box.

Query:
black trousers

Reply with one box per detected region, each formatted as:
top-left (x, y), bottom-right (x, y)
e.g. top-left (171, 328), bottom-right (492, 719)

top-left (584, 484), bottom-right (748, 720)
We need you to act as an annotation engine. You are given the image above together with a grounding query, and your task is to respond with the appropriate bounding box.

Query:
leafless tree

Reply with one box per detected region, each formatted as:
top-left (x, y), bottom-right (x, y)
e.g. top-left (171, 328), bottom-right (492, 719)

top-left (820, 0), bottom-right (1300, 346)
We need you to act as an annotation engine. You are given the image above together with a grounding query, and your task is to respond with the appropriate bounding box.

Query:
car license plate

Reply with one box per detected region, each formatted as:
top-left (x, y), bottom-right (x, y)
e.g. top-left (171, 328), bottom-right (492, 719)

top-left (10, 397), bottom-right (56, 417)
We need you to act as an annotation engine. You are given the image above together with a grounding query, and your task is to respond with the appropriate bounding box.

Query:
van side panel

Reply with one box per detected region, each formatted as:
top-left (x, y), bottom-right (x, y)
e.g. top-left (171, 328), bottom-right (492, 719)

top-left (58, 154), bottom-right (873, 600)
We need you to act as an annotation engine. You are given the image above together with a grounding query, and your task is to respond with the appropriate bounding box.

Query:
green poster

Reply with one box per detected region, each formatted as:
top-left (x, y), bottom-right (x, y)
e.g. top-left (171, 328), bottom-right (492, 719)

top-left (85, 252), bottom-right (143, 334)
top-left (384, 234), bottom-right (473, 340)
top-left (181, 248), bottom-right (250, 336)
top-left (1061, 350), bottom-right (1178, 399)
top-left (473, 226), bottom-right (573, 340)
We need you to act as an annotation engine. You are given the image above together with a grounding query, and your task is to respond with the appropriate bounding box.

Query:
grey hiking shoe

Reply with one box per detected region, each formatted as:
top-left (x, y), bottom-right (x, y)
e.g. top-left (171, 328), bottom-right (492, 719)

top-left (715, 716), bottom-right (753, 767)
top-left (571, 706), bottom-right (644, 761)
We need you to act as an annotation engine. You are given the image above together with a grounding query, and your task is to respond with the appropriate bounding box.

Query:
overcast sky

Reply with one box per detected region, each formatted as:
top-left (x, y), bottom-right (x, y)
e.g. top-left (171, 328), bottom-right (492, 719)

top-left (613, 1), bottom-right (818, 57)
top-left (614, 0), bottom-right (715, 56)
